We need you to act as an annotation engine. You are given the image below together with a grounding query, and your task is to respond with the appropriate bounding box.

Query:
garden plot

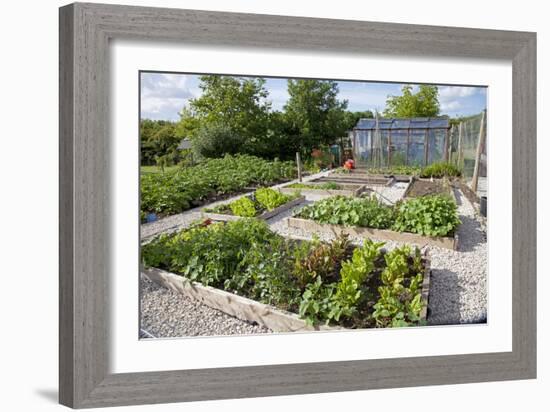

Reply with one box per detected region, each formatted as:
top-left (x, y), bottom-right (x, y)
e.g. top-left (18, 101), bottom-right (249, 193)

top-left (202, 188), bottom-right (304, 222)
top-left (141, 219), bottom-right (431, 332)
top-left (141, 170), bottom-right (330, 241)
top-left (368, 180), bottom-right (410, 205)
top-left (314, 175), bottom-right (393, 186)
top-left (278, 181), bottom-right (367, 198)
top-left (271, 188), bottom-right (486, 325)
top-left (404, 177), bottom-right (453, 199)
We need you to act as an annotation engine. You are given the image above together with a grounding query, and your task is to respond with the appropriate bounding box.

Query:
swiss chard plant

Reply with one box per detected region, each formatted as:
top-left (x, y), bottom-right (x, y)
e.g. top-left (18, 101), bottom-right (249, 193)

top-left (372, 246), bottom-right (424, 328)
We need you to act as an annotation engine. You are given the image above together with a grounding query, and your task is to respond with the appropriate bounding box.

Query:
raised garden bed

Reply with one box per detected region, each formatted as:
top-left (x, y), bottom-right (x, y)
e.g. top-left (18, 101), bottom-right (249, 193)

top-left (279, 182), bottom-right (367, 197)
top-left (142, 253), bottom-right (431, 332)
top-left (202, 188), bottom-right (304, 222)
top-left (141, 219), bottom-right (431, 330)
top-left (287, 216), bottom-right (458, 250)
top-left (315, 175), bottom-right (394, 186)
top-left (291, 194), bottom-right (461, 250)
top-left (141, 267), bottom-right (341, 332)
top-left (140, 154), bottom-right (296, 218)
top-left (403, 177), bottom-right (454, 199)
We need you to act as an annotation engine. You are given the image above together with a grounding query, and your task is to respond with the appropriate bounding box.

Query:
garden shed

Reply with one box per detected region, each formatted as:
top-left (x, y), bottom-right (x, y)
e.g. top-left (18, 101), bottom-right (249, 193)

top-left (350, 117), bottom-right (451, 168)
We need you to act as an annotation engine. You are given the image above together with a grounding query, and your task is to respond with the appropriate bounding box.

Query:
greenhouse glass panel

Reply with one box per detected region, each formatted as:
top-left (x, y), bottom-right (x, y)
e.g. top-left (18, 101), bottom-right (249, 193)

top-left (390, 129), bottom-right (408, 166)
top-left (428, 129), bottom-right (446, 164)
top-left (408, 129), bottom-right (426, 167)
top-left (352, 130), bottom-right (371, 167)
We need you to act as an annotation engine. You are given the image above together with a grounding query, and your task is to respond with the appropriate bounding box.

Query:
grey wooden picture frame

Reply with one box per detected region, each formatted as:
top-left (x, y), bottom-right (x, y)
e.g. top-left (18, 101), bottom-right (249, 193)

top-left (59, 2), bottom-right (536, 409)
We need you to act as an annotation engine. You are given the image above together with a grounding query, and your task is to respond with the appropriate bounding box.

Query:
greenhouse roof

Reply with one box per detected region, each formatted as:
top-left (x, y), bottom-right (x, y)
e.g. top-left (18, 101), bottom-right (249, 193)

top-left (354, 117), bottom-right (450, 130)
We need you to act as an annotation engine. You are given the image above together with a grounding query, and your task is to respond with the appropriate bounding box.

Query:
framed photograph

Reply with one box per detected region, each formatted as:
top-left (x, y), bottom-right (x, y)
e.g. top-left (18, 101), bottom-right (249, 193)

top-left (59, 2), bottom-right (536, 408)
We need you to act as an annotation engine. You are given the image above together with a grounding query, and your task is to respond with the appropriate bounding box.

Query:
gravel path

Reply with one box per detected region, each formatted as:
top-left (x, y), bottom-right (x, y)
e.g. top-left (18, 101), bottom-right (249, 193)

top-left (140, 276), bottom-right (271, 337)
top-left (426, 188), bottom-right (487, 325)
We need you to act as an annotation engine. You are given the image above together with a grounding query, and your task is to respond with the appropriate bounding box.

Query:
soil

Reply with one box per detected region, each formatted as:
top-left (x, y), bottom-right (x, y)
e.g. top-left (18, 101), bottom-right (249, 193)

top-left (406, 179), bottom-right (449, 198)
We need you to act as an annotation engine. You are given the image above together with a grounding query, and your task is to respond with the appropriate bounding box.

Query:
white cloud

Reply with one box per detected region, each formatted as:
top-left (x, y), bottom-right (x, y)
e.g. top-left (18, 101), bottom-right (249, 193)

top-left (141, 73), bottom-right (198, 120)
top-left (441, 100), bottom-right (462, 111)
top-left (438, 86), bottom-right (479, 99)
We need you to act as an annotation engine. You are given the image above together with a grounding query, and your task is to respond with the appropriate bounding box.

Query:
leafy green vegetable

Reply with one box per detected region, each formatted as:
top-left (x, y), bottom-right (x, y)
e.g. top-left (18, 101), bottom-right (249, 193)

top-left (297, 194), bottom-right (460, 237)
top-left (372, 245), bottom-right (424, 328)
top-left (141, 154), bottom-right (296, 216)
top-left (330, 239), bottom-right (384, 322)
top-left (420, 162), bottom-right (462, 178)
top-left (293, 235), bottom-right (350, 288)
top-left (143, 220), bottom-right (428, 329)
top-left (205, 187), bottom-right (298, 217)
top-left (296, 196), bottom-right (395, 229)
top-left (229, 196), bottom-right (258, 217)
top-left (254, 187), bottom-right (292, 211)
top-left (392, 195), bottom-right (460, 237)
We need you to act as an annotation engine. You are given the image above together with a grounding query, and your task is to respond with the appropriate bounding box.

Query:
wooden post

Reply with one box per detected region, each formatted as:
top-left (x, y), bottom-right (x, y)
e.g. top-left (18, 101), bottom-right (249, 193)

top-left (444, 128), bottom-right (450, 162)
top-left (424, 129), bottom-right (429, 167)
top-left (457, 122), bottom-right (463, 169)
top-left (388, 129), bottom-right (392, 167)
top-left (296, 152), bottom-right (302, 182)
top-left (471, 110), bottom-right (486, 193)
top-left (406, 128), bottom-right (410, 165)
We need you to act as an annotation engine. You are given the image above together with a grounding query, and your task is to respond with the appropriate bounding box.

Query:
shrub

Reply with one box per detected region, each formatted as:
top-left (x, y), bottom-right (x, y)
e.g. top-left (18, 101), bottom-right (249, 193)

top-left (191, 123), bottom-right (243, 159)
top-left (392, 195), bottom-right (460, 237)
top-left (420, 162), bottom-right (462, 178)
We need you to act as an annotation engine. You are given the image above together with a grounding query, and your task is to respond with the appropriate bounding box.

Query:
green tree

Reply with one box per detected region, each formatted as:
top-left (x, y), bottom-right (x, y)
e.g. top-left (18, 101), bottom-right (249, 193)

top-left (184, 75), bottom-right (271, 152)
top-left (284, 79), bottom-right (348, 155)
top-left (342, 110), bottom-right (374, 131)
top-left (140, 119), bottom-right (177, 165)
top-left (149, 123), bottom-right (181, 170)
top-left (384, 85), bottom-right (440, 117)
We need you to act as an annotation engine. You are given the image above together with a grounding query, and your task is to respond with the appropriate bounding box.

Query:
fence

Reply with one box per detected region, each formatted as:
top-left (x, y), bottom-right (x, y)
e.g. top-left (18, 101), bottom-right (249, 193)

top-left (449, 110), bottom-right (487, 194)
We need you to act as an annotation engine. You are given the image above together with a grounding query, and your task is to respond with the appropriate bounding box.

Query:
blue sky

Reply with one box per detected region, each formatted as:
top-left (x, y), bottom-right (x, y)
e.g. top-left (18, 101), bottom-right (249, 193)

top-left (140, 72), bottom-right (487, 122)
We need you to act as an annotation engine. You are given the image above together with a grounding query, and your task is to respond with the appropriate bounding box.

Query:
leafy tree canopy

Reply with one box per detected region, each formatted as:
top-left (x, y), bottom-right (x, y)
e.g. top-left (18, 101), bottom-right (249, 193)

top-left (183, 75), bottom-right (271, 146)
top-left (284, 79), bottom-right (349, 153)
top-left (383, 85), bottom-right (440, 118)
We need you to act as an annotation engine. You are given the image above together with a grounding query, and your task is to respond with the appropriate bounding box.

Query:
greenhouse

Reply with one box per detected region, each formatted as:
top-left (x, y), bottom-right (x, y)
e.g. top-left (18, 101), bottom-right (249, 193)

top-left (350, 117), bottom-right (451, 168)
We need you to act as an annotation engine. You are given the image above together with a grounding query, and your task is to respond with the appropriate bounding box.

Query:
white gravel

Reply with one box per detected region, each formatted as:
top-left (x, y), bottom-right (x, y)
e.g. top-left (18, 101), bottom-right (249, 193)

top-left (425, 188), bottom-right (487, 325)
top-left (140, 276), bottom-right (271, 337)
